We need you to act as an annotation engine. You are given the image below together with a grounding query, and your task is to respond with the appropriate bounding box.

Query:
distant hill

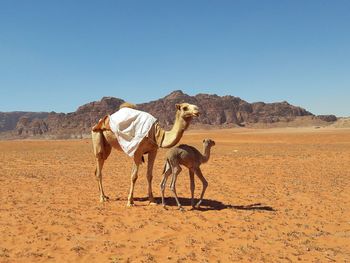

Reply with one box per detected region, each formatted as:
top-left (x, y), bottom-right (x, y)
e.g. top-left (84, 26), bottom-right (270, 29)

top-left (0, 90), bottom-right (337, 139)
top-left (0, 112), bottom-right (49, 132)
top-left (138, 90), bottom-right (315, 126)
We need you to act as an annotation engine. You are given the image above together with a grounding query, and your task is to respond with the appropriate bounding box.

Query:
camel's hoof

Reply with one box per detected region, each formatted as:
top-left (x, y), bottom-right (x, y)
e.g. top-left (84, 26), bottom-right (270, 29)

top-left (178, 206), bottom-right (185, 212)
top-left (126, 202), bottom-right (135, 207)
top-left (100, 196), bottom-right (110, 202)
top-left (162, 205), bottom-right (168, 210)
top-left (149, 197), bottom-right (156, 203)
top-left (195, 201), bottom-right (202, 208)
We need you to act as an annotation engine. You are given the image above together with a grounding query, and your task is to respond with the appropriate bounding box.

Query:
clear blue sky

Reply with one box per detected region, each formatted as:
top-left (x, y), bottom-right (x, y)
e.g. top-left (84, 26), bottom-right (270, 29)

top-left (1, 1), bottom-right (349, 116)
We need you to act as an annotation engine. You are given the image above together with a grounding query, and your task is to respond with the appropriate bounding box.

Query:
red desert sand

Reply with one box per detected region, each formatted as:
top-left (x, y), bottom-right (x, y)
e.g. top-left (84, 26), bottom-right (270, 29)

top-left (0, 127), bottom-right (349, 262)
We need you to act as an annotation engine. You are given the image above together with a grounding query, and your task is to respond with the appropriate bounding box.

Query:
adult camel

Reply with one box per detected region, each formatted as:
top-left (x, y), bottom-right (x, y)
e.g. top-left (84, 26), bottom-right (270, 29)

top-left (91, 102), bottom-right (200, 206)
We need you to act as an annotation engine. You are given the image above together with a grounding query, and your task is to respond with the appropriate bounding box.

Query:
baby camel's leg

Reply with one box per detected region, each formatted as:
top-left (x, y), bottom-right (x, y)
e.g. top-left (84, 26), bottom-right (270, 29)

top-left (194, 167), bottom-right (208, 208)
top-left (189, 170), bottom-right (195, 208)
top-left (160, 161), bottom-right (172, 207)
top-left (170, 165), bottom-right (182, 209)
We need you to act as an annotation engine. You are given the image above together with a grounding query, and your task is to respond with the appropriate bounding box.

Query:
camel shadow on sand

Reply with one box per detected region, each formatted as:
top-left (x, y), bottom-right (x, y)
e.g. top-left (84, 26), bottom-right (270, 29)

top-left (133, 197), bottom-right (276, 212)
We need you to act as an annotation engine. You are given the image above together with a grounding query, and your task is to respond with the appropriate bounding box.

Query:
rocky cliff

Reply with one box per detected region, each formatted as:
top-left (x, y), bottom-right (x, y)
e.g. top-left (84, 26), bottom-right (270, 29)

top-left (0, 90), bottom-right (337, 138)
top-left (0, 112), bottom-right (49, 132)
top-left (138, 90), bottom-right (315, 127)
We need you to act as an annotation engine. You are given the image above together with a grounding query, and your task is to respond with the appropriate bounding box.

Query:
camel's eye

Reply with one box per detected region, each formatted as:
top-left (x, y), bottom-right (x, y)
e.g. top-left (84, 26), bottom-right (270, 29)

top-left (183, 106), bottom-right (188, 111)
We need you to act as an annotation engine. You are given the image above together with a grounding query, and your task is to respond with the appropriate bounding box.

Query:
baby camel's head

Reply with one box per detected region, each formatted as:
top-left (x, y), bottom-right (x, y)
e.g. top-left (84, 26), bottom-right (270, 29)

top-left (203, 138), bottom-right (215, 148)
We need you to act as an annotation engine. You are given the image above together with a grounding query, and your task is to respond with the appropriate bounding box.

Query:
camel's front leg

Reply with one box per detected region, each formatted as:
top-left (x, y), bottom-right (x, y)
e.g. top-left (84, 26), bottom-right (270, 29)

top-left (146, 149), bottom-right (157, 204)
top-left (194, 168), bottom-right (208, 208)
top-left (95, 158), bottom-right (109, 202)
top-left (127, 161), bottom-right (140, 207)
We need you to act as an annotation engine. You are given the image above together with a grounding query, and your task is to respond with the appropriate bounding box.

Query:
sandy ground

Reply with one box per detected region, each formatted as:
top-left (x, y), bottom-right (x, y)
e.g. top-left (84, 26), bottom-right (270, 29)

top-left (0, 127), bottom-right (350, 262)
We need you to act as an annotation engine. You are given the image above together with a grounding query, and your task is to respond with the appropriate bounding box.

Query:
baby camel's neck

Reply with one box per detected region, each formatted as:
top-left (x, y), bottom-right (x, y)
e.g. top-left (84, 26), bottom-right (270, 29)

top-left (201, 144), bottom-right (212, 164)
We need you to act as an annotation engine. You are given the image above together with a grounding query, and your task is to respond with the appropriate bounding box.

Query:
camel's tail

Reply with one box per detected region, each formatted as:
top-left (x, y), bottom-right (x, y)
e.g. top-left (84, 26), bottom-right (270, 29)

top-left (162, 159), bottom-right (171, 175)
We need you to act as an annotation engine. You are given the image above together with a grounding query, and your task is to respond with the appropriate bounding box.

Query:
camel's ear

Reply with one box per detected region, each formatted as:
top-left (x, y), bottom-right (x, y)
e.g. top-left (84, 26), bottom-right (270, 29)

top-left (203, 139), bottom-right (205, 143)
top-left (175, 104), bottom-right (181, 110)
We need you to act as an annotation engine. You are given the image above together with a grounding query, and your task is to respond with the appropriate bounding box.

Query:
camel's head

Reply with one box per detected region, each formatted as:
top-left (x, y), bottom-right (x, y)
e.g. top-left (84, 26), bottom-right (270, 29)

top-left (203, 138), bottom-right (216, 148)
top-left (175, 103), bottom-right (200, 120)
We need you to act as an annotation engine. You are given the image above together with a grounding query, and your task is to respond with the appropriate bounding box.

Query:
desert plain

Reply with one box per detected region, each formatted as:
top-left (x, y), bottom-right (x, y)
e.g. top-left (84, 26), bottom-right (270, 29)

top-left (0, 127), bottom-right (349, 262)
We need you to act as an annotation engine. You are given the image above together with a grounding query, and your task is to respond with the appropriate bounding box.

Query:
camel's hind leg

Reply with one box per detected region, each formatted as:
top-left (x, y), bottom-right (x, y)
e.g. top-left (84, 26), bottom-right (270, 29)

top-left (95, 158), bottom-right (109, 202)
top-left (194, 167), bottom-right (208, 208)
top-left (160, 161), bottom-right (172, 207)
top-left (169, 165), bottom-right (183, 210)
top-left (92, 131), bottom-right (111, 202)
top-left (146, 149), bottom-right (158, 204)
top-left (127, 156), bottom-right (142, 207)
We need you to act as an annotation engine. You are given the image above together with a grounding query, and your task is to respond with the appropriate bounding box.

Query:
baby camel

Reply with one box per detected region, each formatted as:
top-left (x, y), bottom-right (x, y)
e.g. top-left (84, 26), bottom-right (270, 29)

top-left (160, 139), bottom-right (215, 210)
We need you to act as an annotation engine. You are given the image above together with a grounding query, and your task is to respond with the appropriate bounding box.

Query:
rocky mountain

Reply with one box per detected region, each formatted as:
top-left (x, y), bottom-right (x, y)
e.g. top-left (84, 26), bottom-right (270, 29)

top-left (14, 97), bottom-right (125, 138)
top-left (0, 90), bottom-right (337, 138)
top-left (138, 90), bottom-right (318, 126)
top-left (0, 112), bottom-right (49, 132)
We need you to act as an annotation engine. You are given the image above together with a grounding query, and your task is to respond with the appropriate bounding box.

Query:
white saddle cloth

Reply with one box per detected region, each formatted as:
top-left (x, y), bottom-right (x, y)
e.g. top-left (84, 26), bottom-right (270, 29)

top-left (109, 107), bottom-right (157, 157)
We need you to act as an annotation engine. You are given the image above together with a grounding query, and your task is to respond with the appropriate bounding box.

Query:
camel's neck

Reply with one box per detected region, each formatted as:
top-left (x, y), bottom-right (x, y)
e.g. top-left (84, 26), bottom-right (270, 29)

top-left (161, 112), bottom-right (190, 148)
top-left (201, 144), bottom-right (212, 164)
